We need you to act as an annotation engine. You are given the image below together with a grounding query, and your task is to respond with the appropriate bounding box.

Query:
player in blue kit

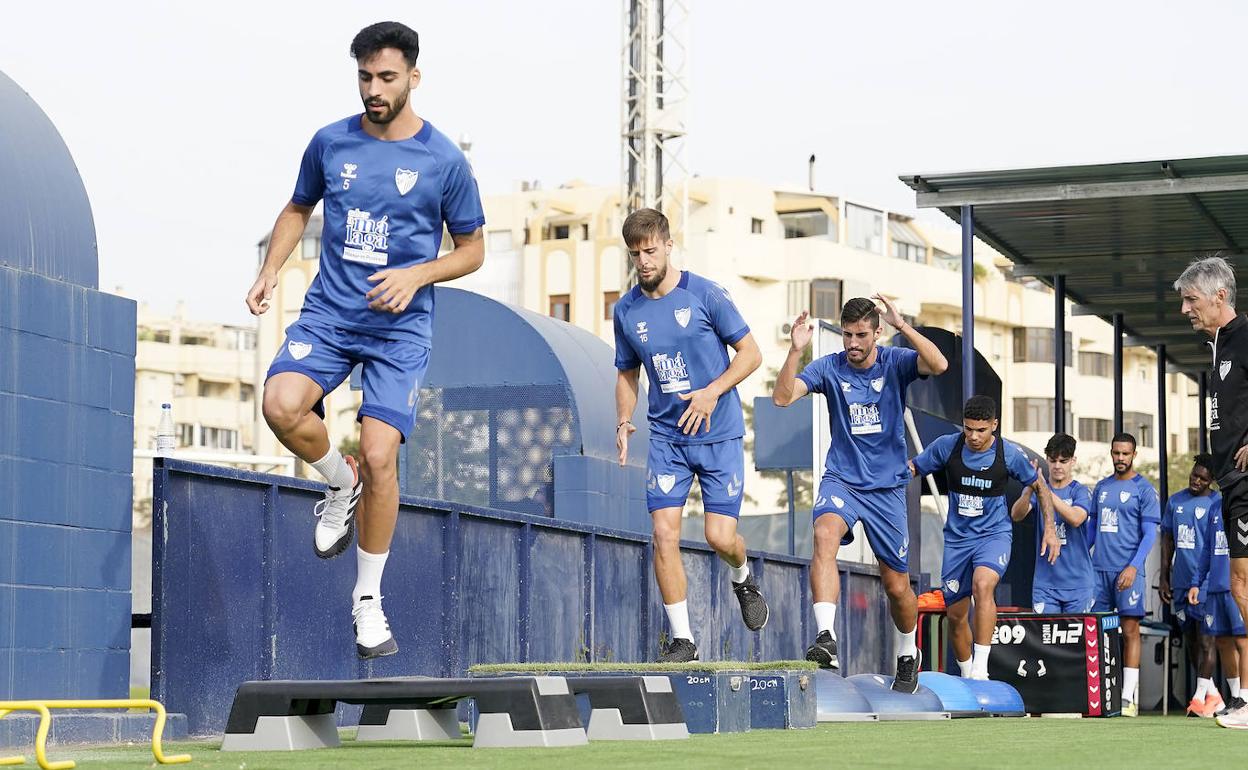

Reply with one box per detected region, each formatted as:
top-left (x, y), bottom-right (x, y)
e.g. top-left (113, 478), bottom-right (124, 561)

top-left (1191, 500), bottom-right (1248, 727)
top-left (911, 396), bottom-right (1059, 681)
top-left (245, 22), bottom-right (485, 658)
top-left (1009, 433), bottom-right (1095, 613)
top-left (1159, 455), bottom-right (1222, 717)
top-left (1088, 433), bottom-right (1160, 715)
top-left (772, 296), bottom-right (948, 693)
top-left (613, 208), bottom-right (767, 663)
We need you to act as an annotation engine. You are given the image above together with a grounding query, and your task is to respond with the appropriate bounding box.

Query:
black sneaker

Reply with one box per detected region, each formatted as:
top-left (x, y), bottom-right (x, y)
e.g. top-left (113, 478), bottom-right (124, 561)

top-left (732, 575), bottom-right (770, 631)
top-left (892, 650), bottom-right (922, 694)
top-left (1218, 697), bottom-right (1247, 717)
top-left (658, 638), bottom-right (699, 663)
top-left (805, 631), bottom-right (839, 670)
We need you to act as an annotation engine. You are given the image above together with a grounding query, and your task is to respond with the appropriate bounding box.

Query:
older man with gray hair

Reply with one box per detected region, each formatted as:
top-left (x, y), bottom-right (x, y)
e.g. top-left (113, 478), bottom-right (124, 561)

top-left (1176, 255), bottom-right (1248, 728)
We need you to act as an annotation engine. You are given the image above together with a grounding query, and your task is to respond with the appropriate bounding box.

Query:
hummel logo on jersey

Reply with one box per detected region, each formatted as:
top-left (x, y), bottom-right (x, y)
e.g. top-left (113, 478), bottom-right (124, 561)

top-left (830, 495), bottom-right (845, 509)
top-left (340, 162), bottom-right (358, 190)
top-left (727, 475), bottom-right (741, 498)
top-left (1120, 490), bottom-right (1131, 503)
top-left (840, 381), bottom-right (852, 393)
top-left (288, 341), bottom-right (312, 360)
top-left (656, 474), bottom-right (676, 494)
top-left (1128, 591), bottom-right (1140, 606)
top-left (870, 377), bottom-right (884, 393)
top-left (1099, 491), bottom-right (1107, 503)
top-left (674, 307), bottom-right (691, 328)
top-left (1221, 360), bottom-right (1232, 380)
top-left (395, 168), bottom-right (418, 196)
top-left (636, 321), bottom-right (648, 342)
top-left (815, 495), bottom-right (826, 508)
top-left (945, 579), bottom-right (960, 594)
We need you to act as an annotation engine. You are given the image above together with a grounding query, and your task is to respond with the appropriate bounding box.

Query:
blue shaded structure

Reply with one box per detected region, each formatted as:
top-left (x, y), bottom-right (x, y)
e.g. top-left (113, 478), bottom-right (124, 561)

top-left (813, 670), bottom-right (876, 722)
top-left (963, 679), bottom-right (1026, 717)
top-left (0, 67), bottom-right (136, 713)
top-left (846, 673), bottom-right (948, 720)
top-left (402, 287), bottom-right (651, 533)
top-left (916, 671), bottom-right (985, 718)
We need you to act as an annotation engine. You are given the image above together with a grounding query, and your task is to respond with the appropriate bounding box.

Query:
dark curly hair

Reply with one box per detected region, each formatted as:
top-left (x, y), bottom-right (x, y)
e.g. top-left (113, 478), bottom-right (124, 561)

top-left (963, 395), bottom-right (997, 422)
top-left (351, 22), bottom-right (420, 67)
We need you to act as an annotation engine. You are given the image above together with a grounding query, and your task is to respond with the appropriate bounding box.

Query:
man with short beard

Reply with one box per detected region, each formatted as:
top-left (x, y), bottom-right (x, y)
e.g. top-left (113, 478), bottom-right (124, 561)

top-left (1089, 434), bottom-right (1160, 716)
top-left (245, 21), bottom-right (485, 658)
top-left (614, 208), bottom-right (768, 663)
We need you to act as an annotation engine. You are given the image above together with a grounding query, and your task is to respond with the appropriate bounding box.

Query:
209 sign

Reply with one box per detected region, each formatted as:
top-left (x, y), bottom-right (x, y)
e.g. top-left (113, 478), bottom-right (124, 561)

top-left (992, 624), bottom-right (1027, 644)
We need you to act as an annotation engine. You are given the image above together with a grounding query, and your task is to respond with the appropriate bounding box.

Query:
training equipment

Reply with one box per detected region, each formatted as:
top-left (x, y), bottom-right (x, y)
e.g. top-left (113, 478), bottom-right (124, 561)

top-left (814, 670), bottom-right (877, 722)
top-left (916, 672), bottom-right (985, 718)
top-left (987, 612), bottom-right (1122, 717)
top-left (0, 699), bottom-right (190, 770)
top-left (847, 673), bottom-right (948, 720)
top-left (962, 679), bottom-right (1026, 717)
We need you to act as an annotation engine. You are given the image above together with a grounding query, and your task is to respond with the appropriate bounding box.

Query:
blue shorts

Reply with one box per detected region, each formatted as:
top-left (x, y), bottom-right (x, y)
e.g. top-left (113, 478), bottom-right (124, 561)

top-left (1032, 586), bottom-right (1095, 614)
top-left (266, 319), bottom-right (430, 441)
top-left (1092, 569), bottom-right (1147, 617)
top-left (1173, 593), bottom-right (1205, 630)
top-left (1203, 591), bottom-right (1247, 637)
top-left (812, 480), bottom-right (909, 573)
top-left (941, 535), bottom-right (1011, 604)
top-left (646, 438), bottom-right (744, 517)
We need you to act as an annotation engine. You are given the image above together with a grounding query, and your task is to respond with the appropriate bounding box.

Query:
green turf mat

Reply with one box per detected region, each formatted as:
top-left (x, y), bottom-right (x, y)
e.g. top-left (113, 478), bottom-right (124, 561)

top-left (469, 660), bottom-right (818, 673)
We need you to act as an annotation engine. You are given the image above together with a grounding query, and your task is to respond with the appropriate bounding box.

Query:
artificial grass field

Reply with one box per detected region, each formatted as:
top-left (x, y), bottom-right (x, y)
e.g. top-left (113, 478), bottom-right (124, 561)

top-left (25, 716), bottom-right (1246, 770)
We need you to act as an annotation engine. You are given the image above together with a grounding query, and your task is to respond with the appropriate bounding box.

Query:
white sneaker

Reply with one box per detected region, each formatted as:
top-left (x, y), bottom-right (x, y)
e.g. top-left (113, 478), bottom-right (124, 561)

top-left (970, 672), bottom-right (990, 681)
top-left (1216, 702), bottom-right (1248, 729)
top-left (313, 455), bottom-right (361, 559)
top-left (352, 595), bottom-right (398, 659)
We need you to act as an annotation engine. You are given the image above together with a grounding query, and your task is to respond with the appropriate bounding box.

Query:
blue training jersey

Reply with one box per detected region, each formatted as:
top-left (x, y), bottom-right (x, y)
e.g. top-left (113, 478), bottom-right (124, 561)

top-left (912, 434), bottom-right (1037, 541)
top-left (1088, 474), bottom-right (1160, 573)
top-left (797, 345), bottom-right (921, 490)
top-left (1030, 480), bottom-right (1095, 592)
top-left (292, 115), bottom-right (486, 347)
top-left (613, 271), bottom-right (749, 445)
top-left (1194, 499), bottom-right (1232, 593)
top-left (1162, 489), bottom-right (1219, 593)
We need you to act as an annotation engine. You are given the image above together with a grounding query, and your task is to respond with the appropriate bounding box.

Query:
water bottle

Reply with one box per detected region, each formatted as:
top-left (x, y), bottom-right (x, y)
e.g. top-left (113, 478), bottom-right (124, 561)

top-left (156, 403), bottom-right (175, 456)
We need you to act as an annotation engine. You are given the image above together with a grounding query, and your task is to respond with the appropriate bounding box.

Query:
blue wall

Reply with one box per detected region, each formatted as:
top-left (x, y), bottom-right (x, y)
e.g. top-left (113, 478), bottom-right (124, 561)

top-left (150, 460), bottom-right (911, 735)
top-left (0, 265), bottom-right (136, 699)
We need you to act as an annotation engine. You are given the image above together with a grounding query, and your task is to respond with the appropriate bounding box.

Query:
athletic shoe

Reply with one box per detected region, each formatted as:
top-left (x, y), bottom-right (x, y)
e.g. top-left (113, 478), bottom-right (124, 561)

top-left (1187, 697), bottom-right (1210, 718)
top-left (732, 575), bottom-right (770, 631)
top-left (969, 671), bottom-right (990, 682)
top-left (313, 455), bottom-right (362, 559)
top-left (1216, 702), bottom-right (1248, 729)
top-left (658, 638), bottom-right (698, 663)
top-left (352, 595), bottom-right (398, 659)
top-left (892, 650), bottom-right (922, 694)
top-left (1217, 697), bottom-right (1247, 717)
top-left (1121, 701), bottom-right (1138, 717)
top-left (1201, 692), bottom-right (1226, 718)
top-left (805, 631), bottom-right (839, 670)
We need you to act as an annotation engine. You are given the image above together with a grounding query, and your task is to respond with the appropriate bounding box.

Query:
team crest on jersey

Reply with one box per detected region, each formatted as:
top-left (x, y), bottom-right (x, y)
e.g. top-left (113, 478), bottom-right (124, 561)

top-left (287, 341), bottom-right (312, 360)
top-left (395, 168), bottom-right (419, 196)
top-left (898, 541), bottom-right (908, 559)
top-left (1207, 614), bottom-right (1215, 627)
top-left (830, 495), bottom-right (845, 509)
top-left (1119, 490), bottom-right (1131, 503)
top-left (1196, 506), bottom-right (1207, 520)
top-left (840, 381), bottom-right (852, 393)
top-left (945, 579), bottom-right (960, 594)
top-left (656, 474), bottom-right (676, 494)
top-left (870, 377), bottom-right (884, 392)
top-left (1221, 360), bottom-right (1232, 380)
top-left (674, 307), bottom-right (691, 328)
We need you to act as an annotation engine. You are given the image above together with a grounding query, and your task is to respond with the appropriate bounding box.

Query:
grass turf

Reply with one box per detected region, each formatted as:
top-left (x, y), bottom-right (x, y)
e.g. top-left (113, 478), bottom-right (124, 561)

top-left (24, 716), bottom-right (1246, 770)
top-left (470, 660), bottom-right (818, 673)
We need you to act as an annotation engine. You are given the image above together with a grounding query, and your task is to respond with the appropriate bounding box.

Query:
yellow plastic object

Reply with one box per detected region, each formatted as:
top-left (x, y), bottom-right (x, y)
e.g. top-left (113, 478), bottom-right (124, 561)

top-left (0, 702), bottom-right (73, 770)
top-left (0, 699), bottom-right (191, 768)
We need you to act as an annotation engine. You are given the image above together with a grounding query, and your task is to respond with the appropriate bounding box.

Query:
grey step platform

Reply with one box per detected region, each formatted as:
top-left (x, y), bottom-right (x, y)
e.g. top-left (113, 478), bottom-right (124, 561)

top-left (220, 675), bottom-right (586, 750)
top-left (365, 675), bottom-right (688, 742)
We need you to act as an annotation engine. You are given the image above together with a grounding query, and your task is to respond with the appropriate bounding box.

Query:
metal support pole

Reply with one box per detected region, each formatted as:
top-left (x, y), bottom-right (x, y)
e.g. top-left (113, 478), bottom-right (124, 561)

top-left (1199, 372), bottom-right (1209, 453)
top-left (961, 205), bottom-right (975, 403)
top-left (1157, 345), bottom-right (1168, 503)
top-left (1054, 274), bottom-right (1066, 434)
top-left (786, 469), bottom-right (796, 556)
top-left (1113, 313), bottom-right (1124, 436)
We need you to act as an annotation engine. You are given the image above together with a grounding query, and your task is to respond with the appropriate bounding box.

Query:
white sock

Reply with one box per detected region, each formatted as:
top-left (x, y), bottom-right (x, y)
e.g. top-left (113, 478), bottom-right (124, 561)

top-left (897, 628), bottom-right (918, 658)
top-left (1195, 677), bottom-right (1213, 701)
top-left (664, 600), bottom-right (694, 643)
top-left (1124, 667), bottom-right (1139, 704)
top-left (972, 644), bottom-right (992, 678)
top-left (729, 561), bottom-right (749, 584)
top-left (957, 658), bottom-right (973, 677)
top-left (1231, 677), bottom-right (1242, 699)
top-left (814, 602), bottom-right (838, 639)
top-left (352, 547), bottom-right (389, 603)
top-left (311, 448), bottom-right (354, 490)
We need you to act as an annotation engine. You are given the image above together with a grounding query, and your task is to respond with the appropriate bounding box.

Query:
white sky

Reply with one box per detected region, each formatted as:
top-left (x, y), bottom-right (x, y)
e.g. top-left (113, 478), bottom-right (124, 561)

top-left (4, 0), bottom-right (1247, 324)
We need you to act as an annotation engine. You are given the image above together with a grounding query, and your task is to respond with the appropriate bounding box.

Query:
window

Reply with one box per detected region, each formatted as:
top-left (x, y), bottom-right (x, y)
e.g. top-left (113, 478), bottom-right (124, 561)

top-left (750, 218), bottom-right (764, 234)
top-left (153, 330), bottom-right (171, 344)
top-left (239, 384), bottom-right (255, 403)
top-left (1170, 433), bottom-right (1179, 455)
top-left (580, 223), bottom-right (590, 240)
top-left (1079, 418), bottom-right (1112, 444)
top-left (888, 218), bottom-right (926, 262)
top-left (1012, 328), bottom-right (1073, 365)
top-left (891, 241), bottom-right (926, 262)
top-left (181, 334), bottom-right (212, 347)
top-left (1078, 351), bottom-right (1111, 378)
top-left (787, 280), bottom-right (811, 317)
top-left (201, 427), bottom-right (238, 450)
top-left (779, 210), bottom-right (830, 239)
top-left (549, 294), bottom-right (570, 322)
top-left (301, 236), bottom-right (320, 260)
top-left (1013, 398), bottom-right (1073, 433)
top-left (487, 230), bottom-right (514, 252)
top-left (546, 223), bottom-right (570, 240)
top-left (932, 249), bottom-right (959, 272)
top-left (603, 291), bottom-right (620, 321)
top-left (1123, 411), bottom-right (1155, 448)
top-left (811, 279), bottom-right (843, 320)
top-left (846, 203), bottom-right (883, 254)
top-left (176, 423), bottom-right (195, 448)
top-left (198, 380), bottom-right (230, 399)
top-left (1189, 427), bottom-right (1201, 450)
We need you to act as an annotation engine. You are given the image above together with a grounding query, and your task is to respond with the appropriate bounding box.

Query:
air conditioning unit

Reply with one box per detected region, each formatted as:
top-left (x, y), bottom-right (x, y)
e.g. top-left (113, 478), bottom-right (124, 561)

top-left (777, 322), bottom-right (794, 343)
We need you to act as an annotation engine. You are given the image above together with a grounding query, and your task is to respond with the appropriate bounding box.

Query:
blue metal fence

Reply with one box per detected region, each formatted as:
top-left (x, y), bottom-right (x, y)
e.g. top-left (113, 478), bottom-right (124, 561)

top-left (150, 459), bottom-right (916, 734)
